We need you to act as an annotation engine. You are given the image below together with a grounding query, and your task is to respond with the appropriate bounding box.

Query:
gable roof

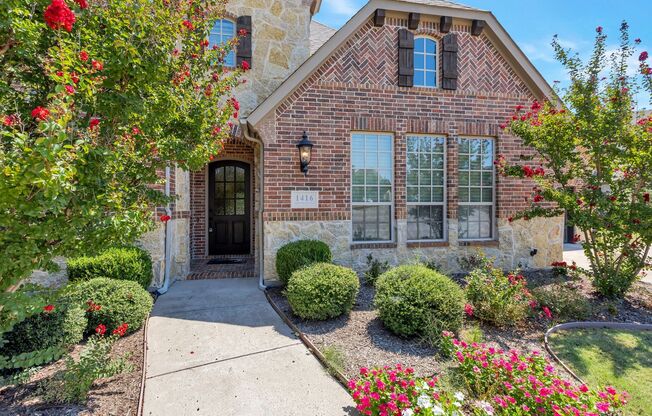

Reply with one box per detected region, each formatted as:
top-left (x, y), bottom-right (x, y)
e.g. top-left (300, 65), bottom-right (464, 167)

top-left (310, 20), bottom-right (337, 55)
top-left (246, 0), bottom-right (553, 128)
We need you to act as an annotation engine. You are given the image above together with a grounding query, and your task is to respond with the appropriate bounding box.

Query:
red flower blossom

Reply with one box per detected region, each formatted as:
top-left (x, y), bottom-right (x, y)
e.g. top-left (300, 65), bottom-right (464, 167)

top-left (542, 306), bottom-right (553, 319)
top-left (531, 100), bottom-right (542, 112)
top-left (91, 59), bottom-right (103, 71)
top-left (79, 50), bottom-right (89, 61)
top-left (640, 51), bottom-right (649, 62)
top-left (89, 117), bottom-right (100, 129)
top-left (644, 193), bottom-right (650, 203)
top-left (499, 123), bottom-right (507, 130)
top-left (86, 300), bottom-right (102, 312)
top-left (572, 234), bottom-right (581, 244)
top-left (95, 324), bottom-right (107, 336)
top-left (160, 214), bottom-right (171, 222)
top-left (596, 26), bottom-right (603, 33)
top-left (200, 39), bottom-right (209, 48)
top-left (238, 28), bottom-right (248, 37)
top-left (65, 85), bottom-right (75, 94)
top-left (635, 38), bottom-right (642, 44)
top-left (3, 114), bottom-right (17, 127)
top-left (464, 303), bottom-right (474, 317)
top-left (31, 106), bottom-right (50, 121)
top-left (181, 20), bottom-right (194, 30)
top-left (229, 97), bottom-right (240, 111)
top-left (241, 60), bottom-right (250, 71)
top-left (515, 105), bottom-right (524, 111)
top-left (508, 217), bottom-right (513, 223)
top-left (44, 0), bottom-right (76, 32)
top-left (43, 304), bottom-right (55, 313)
top-left (74, 0), bottom-right (88, 9)
top-left (533, 194), bottom-right (544, 203)
top-left (112, 323), bottom-right (129, 337)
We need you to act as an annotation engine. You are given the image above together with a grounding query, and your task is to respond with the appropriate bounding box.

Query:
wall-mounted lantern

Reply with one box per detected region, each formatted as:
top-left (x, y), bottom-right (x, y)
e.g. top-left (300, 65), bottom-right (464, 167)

top-left (296, 131), bottom-right (314, 176)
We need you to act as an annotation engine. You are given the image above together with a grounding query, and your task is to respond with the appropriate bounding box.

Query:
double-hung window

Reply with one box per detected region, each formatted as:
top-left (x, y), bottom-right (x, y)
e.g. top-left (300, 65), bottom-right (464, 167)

top-left (407, 136), bottom-right (446, 241)
top-left (209, 19), bottom-right (236, 67)
top-left (352, 133), bottom-right (393, 242)
top-left (414, 37), bottom-right (437, 88)
top-left (458, 138), bottom-right (495, 240)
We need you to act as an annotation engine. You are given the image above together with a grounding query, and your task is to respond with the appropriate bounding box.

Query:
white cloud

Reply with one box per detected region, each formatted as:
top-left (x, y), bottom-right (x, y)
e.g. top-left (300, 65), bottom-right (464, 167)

top-left (520, 36), bottom-right (583, 64)
top-left (323, 0), bottom-right (359, 16)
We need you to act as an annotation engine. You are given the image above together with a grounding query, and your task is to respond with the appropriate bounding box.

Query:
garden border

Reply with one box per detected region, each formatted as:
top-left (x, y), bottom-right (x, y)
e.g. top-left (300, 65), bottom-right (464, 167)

top-left (263, 289), bottom-right (350, 387)
top-left (544, 321), bottom-right (652, 384)
top-left (136, 313), bottom-right (150, 416)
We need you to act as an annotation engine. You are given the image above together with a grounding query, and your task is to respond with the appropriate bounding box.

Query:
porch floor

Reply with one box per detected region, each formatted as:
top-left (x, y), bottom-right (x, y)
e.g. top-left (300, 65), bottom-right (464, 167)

top-left (188, 255), bottom-right (256, 280)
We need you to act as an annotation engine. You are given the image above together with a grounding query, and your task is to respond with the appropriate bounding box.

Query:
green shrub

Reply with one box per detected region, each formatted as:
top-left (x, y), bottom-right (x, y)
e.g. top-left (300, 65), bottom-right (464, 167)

top-left (67, 246), bottom-right (153, 289)
top-left (0, 302), bottom-right (87, 366)
top-left (64, 278), bottom-right (153, 334)
top-left (275, 240), bottom-right (332, 285)
top-left (364, 254), bottom-right (390, 286)
top-left (286, 263), bottom-right (359, 320)
top-left (374, 265), bottom-right (465, 342)
top-left (465, 264), bottom-right (530, 326)
top-left (532, 283), bottom-right (591, 321)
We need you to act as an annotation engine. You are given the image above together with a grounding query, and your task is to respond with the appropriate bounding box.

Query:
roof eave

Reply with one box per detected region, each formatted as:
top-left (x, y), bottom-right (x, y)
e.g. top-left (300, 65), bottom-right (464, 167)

top-left (311, 0), bottom-right (322, 15)
top-left (248, 0), bottom-right (554, 127)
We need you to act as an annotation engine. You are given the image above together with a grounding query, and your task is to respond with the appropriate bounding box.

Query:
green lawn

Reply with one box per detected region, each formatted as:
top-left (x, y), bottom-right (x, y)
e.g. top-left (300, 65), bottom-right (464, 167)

top-left (549, 328), bottom-right (652, 416)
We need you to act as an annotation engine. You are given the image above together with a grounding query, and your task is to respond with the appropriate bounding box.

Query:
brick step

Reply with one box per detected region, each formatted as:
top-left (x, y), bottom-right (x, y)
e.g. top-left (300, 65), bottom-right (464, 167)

top-left (187, 269), bottom-right (257, 280)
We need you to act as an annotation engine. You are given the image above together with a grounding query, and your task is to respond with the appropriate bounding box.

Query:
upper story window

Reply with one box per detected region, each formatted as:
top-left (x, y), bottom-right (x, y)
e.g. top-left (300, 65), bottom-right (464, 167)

top-left (352, 133), bottom-right (394, 242)
top-left (209, 19), bottom-right (236, 67)
top-left (414, 37), bottom-right (437, 88)
top-left (458, 138), bottom-right (495, 240)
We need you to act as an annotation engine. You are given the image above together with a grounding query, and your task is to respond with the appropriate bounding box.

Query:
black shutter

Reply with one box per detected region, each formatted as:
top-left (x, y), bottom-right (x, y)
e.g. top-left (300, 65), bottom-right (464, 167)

top-left (441, 33), bottom-right (458, 90)
top-left (236, 16), bottom-right (252, 68)
top-left (398, 29), bottom-right (414, 87)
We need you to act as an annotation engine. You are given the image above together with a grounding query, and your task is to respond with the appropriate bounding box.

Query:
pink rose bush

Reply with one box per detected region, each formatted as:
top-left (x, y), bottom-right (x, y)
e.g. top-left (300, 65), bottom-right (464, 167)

top-left (440, 332), bottom-right (628, 415)
top-left (348, 365), bottom-right (464, 416)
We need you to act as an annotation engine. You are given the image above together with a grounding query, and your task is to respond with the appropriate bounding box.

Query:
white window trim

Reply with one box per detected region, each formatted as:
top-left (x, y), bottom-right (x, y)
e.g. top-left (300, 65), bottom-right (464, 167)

top-left (406, 134), bottom-right (447, 243)
top-left (350, 132), bottom-right (395, 244)
top-left (209, 19), bottom-right (236, 67)
top-left (414, 36), bottom-right (438, 89)
top-left (457, 136), bottom-right (496, 241)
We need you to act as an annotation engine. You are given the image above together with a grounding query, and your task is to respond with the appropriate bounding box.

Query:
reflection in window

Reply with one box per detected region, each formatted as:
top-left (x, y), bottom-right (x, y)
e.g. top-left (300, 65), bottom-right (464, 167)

top-left (407, 136), bottom-right (446, 241)
top-left (458, 138), bottom-right (494, 240)
top-left (209, 19), bottom-right (236, 67)
top-left (214, 165), bottom-right (246, 216)
top-left (352, 133), bottom-right (393, 242)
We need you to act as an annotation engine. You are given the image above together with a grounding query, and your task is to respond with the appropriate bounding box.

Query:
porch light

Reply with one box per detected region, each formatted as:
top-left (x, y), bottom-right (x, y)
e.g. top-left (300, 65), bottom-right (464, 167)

top-left (296, 131), bottom-right (314, 176)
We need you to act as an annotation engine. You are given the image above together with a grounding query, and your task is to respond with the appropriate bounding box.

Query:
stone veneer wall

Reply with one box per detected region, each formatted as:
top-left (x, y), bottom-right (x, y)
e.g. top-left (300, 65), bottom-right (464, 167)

top-left (226, 0), bottom-right (312, 117)
top-left (263, 217), bottom-right (563, 281)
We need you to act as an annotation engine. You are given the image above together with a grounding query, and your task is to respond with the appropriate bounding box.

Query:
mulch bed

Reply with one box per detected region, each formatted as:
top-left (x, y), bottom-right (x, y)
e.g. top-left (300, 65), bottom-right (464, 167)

top-left (268, 272), bottom-right (652, 380)
top-left (0, 326), bottom-right (145, 416)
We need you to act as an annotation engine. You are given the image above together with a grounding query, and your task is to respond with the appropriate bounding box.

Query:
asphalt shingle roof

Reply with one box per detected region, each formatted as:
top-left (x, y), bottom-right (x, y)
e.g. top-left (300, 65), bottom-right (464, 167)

top-left (310, 20), bottom-right (337, 55)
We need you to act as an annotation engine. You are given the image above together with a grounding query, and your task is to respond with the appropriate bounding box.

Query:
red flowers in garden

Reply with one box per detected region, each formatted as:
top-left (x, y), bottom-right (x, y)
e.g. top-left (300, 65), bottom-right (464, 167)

top-left (89, 117), bottom-right (100, 129)
top-left (65, 85), bottom-right (75, 94)
top-left (522, 165), bottom-right (545, 178)
top-left (639, 51), bottom-right (649, 62)
top-left (95, 324), bottom-right (107, 336)
top-left (43, 304), bottom-right (55, 313)
top-left (3, 114), bottom-right (17, 127)
top-left (112, 323), bottom-right (129, 337)
top-left (86, 300), bottom-right (102, 312)
top-left (91, 59), bottom-right (104, 71)
top-left (160, 214), bottom-right (171, 223)
top-left (74, 0), bottom-right (88, 9)
top-left (464, 303), bottom-right (474, 317)
top-left (79, 50), bottom-right (89, 61)
top-left (182, 20), bottom-right (194, 30)
top-left (31, 106), bottom-right (50, 121)
top-left (44, 0), bottom-right (76, 32)
top-left (241, 60), bottom-right (250, 71)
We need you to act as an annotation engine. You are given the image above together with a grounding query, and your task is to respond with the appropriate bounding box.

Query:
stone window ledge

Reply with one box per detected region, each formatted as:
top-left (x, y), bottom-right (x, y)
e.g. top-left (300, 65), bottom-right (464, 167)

top-left (458, 240), bottom-right (499, 247)
top-left (406, 241), bottom-right (449, 248)
top-left (350, 242), bottom-right (398, 250)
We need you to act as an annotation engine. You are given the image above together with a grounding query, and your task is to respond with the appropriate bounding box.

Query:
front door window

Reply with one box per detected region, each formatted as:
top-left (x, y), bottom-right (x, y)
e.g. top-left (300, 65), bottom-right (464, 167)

top-left (209, 161), bottom-right (250, 255)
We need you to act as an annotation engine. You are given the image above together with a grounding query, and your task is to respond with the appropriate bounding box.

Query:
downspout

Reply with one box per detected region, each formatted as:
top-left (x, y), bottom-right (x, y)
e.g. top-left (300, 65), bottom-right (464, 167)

top-left (156, 165), bottom-right (173, 295)
top-left (241, 120), bottom-right (266, 290)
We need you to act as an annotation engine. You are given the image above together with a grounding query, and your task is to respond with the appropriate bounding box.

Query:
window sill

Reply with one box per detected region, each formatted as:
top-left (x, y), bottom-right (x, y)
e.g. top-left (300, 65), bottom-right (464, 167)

top-left (458, 240), bottom-right (499, 247)
top-left (350, 242), bottom-right (397, 250)
top-left (406, 241), bottom-right (449, 248)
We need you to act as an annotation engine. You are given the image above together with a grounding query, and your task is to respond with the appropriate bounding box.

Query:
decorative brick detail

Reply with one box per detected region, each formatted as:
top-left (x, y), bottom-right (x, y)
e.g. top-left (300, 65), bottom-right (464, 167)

top-left (350, 242), bottom-right (398, 250)
top-left (406, 241), bottom-right (449, 248)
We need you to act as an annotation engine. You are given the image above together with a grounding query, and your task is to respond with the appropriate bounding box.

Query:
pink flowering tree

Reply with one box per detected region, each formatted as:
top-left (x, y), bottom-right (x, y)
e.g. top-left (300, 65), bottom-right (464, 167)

top-left (498, 23), bottom-right (652, 298)
top-left (0, 0), bottom-right (245, 367)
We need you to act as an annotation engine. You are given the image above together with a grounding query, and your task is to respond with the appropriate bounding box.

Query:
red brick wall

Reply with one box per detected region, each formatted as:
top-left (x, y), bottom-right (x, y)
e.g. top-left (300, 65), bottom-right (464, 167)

top-left (263, 17), bottom-right (542, 224)
top-left (189, 137), bottom-right (257, 259)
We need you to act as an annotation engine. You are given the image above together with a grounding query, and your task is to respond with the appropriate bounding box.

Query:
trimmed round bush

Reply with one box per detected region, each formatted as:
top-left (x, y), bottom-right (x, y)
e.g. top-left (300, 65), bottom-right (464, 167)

top-left (67, 245), bottom-right (153, 289)
top-left (64, 278), bottom-right (153, 334)
top-left (275, 240), bottom-right (332, 285)
top-left (286, 263), bottom-right (360, 320)
top-left (374, 265), bottom-right (465, 340)
top-left (0, 301), bottom-right (86, 363)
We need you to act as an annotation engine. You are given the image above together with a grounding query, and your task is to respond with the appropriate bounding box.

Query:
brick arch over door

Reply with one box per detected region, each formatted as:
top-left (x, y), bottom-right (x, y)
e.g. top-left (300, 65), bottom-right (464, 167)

top-left (190, 138), bottom-right (257, 259)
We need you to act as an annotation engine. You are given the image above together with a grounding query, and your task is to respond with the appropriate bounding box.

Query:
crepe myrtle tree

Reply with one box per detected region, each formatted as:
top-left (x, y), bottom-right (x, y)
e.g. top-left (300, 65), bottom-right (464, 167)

top-left (0, 0), bottom-right (247, 367)
top-left (497, 23), bottom-right (652, 299)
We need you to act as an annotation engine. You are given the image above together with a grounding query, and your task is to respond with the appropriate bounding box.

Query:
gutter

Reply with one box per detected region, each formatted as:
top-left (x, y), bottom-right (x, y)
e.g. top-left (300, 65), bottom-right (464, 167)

top-left (241, 120), bottom-right (266, 290)
top-left (156, 165), bottom-right (173, 296)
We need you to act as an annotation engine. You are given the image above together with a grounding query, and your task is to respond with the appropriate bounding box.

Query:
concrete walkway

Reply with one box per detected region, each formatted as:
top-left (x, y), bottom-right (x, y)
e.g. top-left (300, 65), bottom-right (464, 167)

top-left (563, 244), bottom-right (652, 285)
top-left (142, 279), bottom-right (355, 416)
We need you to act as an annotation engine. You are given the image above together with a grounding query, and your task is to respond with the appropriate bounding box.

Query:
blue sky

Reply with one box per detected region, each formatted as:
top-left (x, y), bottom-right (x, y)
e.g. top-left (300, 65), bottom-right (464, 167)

top-left (315, 0), bottom-right (652, 109)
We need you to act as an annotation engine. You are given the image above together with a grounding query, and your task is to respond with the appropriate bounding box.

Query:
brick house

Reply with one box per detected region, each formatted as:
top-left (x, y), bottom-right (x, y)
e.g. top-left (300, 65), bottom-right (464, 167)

top-left (144, 0), bottom-right (564, 289)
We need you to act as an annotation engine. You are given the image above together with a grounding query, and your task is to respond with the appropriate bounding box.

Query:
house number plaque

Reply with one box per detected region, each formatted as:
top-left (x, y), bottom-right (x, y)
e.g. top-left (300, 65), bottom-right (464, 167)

top-left (291, 191), bottom-right (319, 209)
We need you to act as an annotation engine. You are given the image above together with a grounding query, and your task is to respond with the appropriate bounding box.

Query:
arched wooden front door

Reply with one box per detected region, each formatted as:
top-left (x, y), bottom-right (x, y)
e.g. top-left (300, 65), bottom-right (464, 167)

top-left (208, 161), bottom-right (251, 255)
